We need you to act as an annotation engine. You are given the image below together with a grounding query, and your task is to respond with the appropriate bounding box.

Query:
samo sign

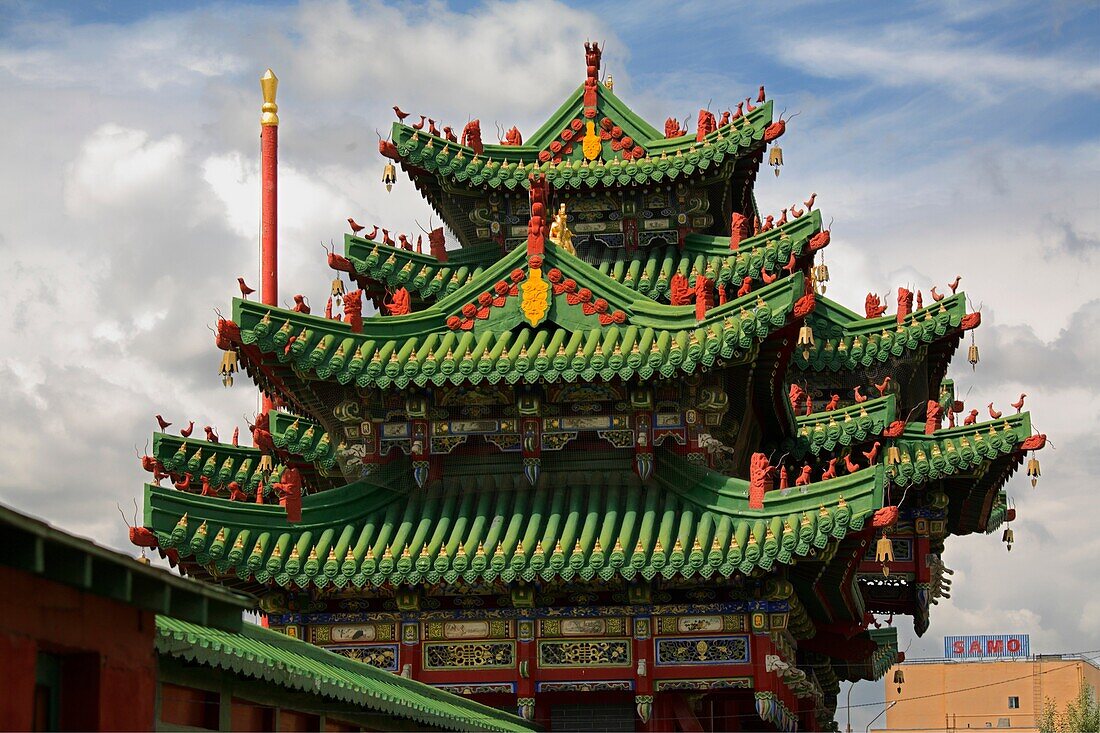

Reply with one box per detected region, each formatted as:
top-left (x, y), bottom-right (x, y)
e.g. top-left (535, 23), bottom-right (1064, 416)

top-left (944, 634), bottom-right (1030, 659)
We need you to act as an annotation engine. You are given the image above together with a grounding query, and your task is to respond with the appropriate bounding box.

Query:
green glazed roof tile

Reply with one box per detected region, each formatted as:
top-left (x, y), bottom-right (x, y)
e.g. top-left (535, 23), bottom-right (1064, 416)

top-left (146, 450), bottom-right (884, 590)
top-left (794, 293), bottom-right (969, 372)
top-left (230, 249), bottom-right (807, 392)
top-left (888, 412), bottom-right (1032, 488)
top-left (780, 395), bottom-right (897, 459)
top-left (155, 616), bottom-right (532, 732)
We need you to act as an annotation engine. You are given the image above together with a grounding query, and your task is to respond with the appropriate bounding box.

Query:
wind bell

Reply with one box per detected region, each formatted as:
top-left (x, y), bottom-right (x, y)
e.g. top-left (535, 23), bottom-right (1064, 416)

top-left (797, 323), bottom-right (815, 359)
top-left (968, 331), bottom-right (980, 370)
top-left (1002, 525), bottom-right (1014, 551)
top-left (769, 143), bottom-right (783, 177)
top-left (219, 350), bottom-right (238, 388)
top-left (893, 668), bottom-right (905, 694)
top-left (811, 252), bottom-right (830, 295)
top-left (382, 161), bottom-right (397, 192)
top-left (331, 275), bottom-right (345, 301)
top-left (1027, 452), bottom-right (1041, 488)
top-left (876, 532), bottom-right (894, 576)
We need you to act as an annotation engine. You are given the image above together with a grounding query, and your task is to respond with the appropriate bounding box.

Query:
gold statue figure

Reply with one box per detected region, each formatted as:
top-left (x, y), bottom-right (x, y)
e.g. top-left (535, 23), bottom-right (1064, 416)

top-left (549, 203), bottom-right (575, 255)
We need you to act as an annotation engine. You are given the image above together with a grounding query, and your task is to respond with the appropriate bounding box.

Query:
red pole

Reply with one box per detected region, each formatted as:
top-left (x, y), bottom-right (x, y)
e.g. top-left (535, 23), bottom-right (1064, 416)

top-left (260, 69), bottom-right (278, 307)
top-left (260, 69), bottom-right (279, 413)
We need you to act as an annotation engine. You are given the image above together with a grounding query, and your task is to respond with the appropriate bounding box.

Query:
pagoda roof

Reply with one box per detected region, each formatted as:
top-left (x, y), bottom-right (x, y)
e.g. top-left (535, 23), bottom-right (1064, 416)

top-left (888, 412), bottom-right (1033, 489)
top-left (832, 627), bottom-right (901, 682)
top-left (388, 92), bottom-right (771, 193)
top-left (232, 245), bottom-right (809, 395)
top-left (794, 292), bottom-right (972, 373)
top-left (151, 412), bottom-right (339, 496)
top-left (342, 209), bottom-right (825, 306)
top-left (780, 394), bottom-right (898, 459)
top-left (144, 449), bottom-right (884, 592)
top-left (156, 616), bottom-right (532, 733)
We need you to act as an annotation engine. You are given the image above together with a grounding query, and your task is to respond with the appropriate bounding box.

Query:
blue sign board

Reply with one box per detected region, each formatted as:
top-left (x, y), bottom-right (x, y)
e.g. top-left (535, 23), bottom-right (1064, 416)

top-left (944, 634), bottom-right (1030, 659)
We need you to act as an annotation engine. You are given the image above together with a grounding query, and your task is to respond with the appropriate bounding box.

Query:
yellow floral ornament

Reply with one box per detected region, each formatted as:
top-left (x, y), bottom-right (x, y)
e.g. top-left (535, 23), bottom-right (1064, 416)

top-left (520, 267), bottom-right (550, 326)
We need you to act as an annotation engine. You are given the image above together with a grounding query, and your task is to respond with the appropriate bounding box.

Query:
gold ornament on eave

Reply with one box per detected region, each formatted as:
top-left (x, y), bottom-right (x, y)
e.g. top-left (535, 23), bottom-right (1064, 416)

top-left (219, 350), bottom-right (238, 388)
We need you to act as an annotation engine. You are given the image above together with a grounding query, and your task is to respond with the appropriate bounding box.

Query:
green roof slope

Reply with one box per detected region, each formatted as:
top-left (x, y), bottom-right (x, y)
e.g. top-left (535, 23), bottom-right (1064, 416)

top-left (156, 616), bottom-right (532, 733)
top-left (146, 450), bottom-right (883, 590)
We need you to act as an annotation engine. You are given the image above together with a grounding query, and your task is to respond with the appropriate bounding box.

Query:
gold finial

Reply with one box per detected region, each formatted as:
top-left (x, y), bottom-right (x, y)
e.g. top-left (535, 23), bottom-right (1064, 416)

top-left (260, 69), bottom-right (279, 127)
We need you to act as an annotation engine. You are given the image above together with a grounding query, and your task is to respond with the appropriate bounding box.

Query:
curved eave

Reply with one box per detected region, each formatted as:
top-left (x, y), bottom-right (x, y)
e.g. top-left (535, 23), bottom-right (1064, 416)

top-left (227, 271), bottom-right (804, 392)
top-left (340, 209), bottom-right (823, 307)
top-left (780, 394), bottom-right (898, 458)
top-left (145, 448), bottom-right (883, 592)
top-left (388, 100), bottom-right (771, 194)
top-left (889, 412), bottom-right (1033, 489)
top-left (793, 293), bottom-right (970, 373)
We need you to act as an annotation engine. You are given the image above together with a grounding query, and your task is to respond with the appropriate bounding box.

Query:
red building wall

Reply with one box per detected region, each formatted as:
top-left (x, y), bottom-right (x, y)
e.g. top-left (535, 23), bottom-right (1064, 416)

top-left (0, 565), bottom-right (158, 731)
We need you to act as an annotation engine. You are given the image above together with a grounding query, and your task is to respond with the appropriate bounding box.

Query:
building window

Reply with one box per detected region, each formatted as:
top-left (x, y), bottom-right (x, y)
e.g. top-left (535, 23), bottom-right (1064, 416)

top-left (1008, 696), bottom-right (1020, 709)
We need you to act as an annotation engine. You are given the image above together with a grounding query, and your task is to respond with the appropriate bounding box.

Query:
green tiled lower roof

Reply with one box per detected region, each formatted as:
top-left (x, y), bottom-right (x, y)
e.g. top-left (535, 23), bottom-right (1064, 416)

top-left (156, 616), bottom-right (531, 733)
top-left (146, 451), bottom-right (884, 590)
top-left (794, 293), bottom-right (969, 372)
top-left (151, 412), bottom-right (338, 495)
top-left (233, 272), bottom-right (805, 391)
top-left (888, 413), bottom-right (1031, 488)
top-left (341, 210), bottom-right (824, 305)
top-left (780, 395), bottom-right (897, 459)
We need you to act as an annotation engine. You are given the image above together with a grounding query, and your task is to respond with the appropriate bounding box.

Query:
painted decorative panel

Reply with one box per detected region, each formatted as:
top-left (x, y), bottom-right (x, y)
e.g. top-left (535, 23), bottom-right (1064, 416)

top-left (657, 615), bottom-right (745, 635)
top-left (655, 677), bottom-right (752, 691)
top-left (434, 683), bottom-right (516, 695)
top-left (539, 617), bottom-right (627, 638)
top-left (655, 636), bottom-right (750, 666)
top-left (424, 619), bottom-right (512, 640)
top-left (537, 681), bottom-right (633, 693)
top-left (327, 644), bottom-right (399, 671)
top-left (538, 639), bottom-right (631, 668)
top-left (423, 641), bottom-right (515, 670)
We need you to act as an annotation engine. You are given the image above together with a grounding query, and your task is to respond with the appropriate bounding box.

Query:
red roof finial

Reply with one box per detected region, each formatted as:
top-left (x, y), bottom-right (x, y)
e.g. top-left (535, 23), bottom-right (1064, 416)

top-left (584, 41), bottom-right (601, 83)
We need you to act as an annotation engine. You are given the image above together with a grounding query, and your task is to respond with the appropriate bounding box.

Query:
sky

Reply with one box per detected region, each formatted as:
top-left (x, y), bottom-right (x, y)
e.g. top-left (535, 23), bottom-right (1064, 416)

top-left (0, 0), bottom-right (1098, 728)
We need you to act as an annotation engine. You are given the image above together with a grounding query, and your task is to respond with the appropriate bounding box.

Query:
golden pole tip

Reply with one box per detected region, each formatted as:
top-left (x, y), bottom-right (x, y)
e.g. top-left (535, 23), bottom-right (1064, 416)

top-left (260, 69), bottom-right (279, 126)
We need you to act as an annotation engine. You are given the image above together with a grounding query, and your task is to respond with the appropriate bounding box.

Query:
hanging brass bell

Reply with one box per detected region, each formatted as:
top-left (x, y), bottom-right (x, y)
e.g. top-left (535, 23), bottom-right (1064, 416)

top-left (1027, 456), bottom-right (1040, 487)
top-left (876, 534), bottom-right (894, 575)
top-left (968, 342), bottom-right (979, 370)
top-left (382, 161), bottom-right (397, 192)
top-left (894, 668), bottom-right (905, 693)
top-left (331, 277), bottom-right (345, 299)
top-left (797, 324), bottom-right (815, 359)
top-left (769, 145), bottom-right (783, 177)
top-left (259, 454), bottom-right (274, 475)
top-left (1002, 527), bottom-right (1014, 550)
top-left (886, 445), bottom-right (901, 465)
top-left (219, 350), bottom-right (238, 388)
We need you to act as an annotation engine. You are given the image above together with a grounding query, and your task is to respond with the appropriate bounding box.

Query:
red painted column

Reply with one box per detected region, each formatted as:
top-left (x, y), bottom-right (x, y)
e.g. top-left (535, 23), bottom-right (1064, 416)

top-left (260, 69), bottom-right (279, 413)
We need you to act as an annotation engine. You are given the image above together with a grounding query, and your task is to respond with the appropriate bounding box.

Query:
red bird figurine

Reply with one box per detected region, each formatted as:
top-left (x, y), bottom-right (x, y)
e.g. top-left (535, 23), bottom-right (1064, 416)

top-left (347, 217), bottom-right (365, 235)
top-left (237, 277), bottom-right (255, 299)
top-left (789, 204), bottom-right (804, 219)
top-left (862, 441), bottom-right (882, 464)
top-left (411, 115), bottom-right (426, 130)
top-left (745, 97), bottom-right (756, 114)
top-left (392, 105), bottom-right (410, 121)
top-left (874, 377), bottom-right (892, 397)
top-left (930, 286), bottom-right (944, 302)
top-left (782, 252), bottom-right (797, 275)
top-left (854, 386), bottom-right (868, 404)
top-left (155, 414), bottom-right (172, 431)
top-left (761, 267), bottom-right (778, 284)
top-left (1011, 394), bottom-right (1026, 413)
top-left (988, 403), bottom-right (1003, 419)
top-left (175, 472), bottom-right (192, 491)
top-left (804, 192), bottom-right (817, 211)
top-left (949, 275), bottom-right (962, 294)
top-left (366, 225), bottom-right (379, 240)
top-left (180, 420), bottom-right (194, 437)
